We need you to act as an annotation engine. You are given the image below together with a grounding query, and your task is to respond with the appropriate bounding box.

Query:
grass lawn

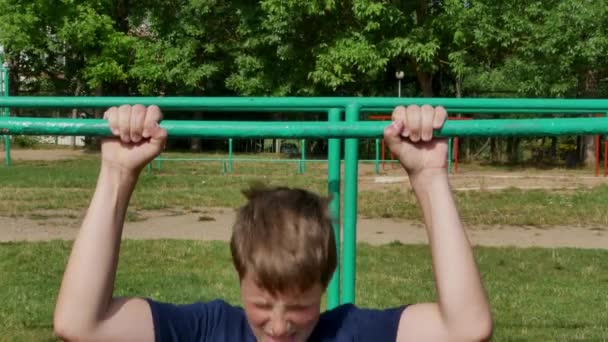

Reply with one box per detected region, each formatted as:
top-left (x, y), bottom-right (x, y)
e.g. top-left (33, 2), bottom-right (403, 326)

top-left (1, 151), bottom-right (608, 340)
top-left (1, 240), bottom-right (607, 341)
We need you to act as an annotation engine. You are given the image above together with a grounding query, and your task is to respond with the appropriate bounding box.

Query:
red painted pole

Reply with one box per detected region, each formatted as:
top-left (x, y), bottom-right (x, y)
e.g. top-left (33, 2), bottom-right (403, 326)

top-left (595, 135), bottom-right (600, 177)
top-left (604, 140), bottom-right (607, 177)
top-left (454, 137), bottom-right (460, 173)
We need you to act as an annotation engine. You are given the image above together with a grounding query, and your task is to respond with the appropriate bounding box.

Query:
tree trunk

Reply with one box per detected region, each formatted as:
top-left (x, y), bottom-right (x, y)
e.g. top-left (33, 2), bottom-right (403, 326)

top-left (550, 137), bottom-right (557, 161)
top-left (490, 138), bottom-right (497, 162)
top-left (416, 70), bottom-right (434, 97)
top-left (190, 111), bottom-right (204, 151)
top-left (582, 70), bottom-right (599, 165)
top-left (584, 135), bottom-right (596, 165)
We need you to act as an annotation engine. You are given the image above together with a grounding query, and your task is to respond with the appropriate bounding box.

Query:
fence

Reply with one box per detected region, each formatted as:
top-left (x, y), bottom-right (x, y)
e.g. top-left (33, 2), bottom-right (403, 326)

top-left (1, 96), bottom-right (608, 309)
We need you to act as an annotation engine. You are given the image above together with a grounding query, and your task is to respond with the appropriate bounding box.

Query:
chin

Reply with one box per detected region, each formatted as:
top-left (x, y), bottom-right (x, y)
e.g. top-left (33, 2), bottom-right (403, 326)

top-left (260, 333), bottom-right (302, 342)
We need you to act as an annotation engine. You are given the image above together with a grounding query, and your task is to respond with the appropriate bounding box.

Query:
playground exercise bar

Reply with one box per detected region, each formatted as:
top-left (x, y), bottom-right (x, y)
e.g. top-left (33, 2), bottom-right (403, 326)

top-left (2, 117), bottom-right (608, 138)
top-left (3, 96), bottom-right (608, 308)
top-left (342, 104), bottom-right (360, 304)
top-left (1, 58), bottom-right (9, 166)
top-left (4, 96), bottom-right (608, 113)
top-left (326, 108), bottom-right (342, 310)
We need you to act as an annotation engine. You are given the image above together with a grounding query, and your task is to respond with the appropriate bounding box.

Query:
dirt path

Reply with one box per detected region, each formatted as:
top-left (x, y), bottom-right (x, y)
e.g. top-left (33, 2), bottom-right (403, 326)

top-left (1, 208), bottom-right (606, 249)
top-left (0, 148), bottom-right (88, 161)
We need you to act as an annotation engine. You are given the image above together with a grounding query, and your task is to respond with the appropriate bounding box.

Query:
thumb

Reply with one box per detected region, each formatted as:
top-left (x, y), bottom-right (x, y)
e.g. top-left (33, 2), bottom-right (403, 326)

top-left (145, 124), bottom-right (167, 155)
top-left (383, 120), bottom-right (404, 150)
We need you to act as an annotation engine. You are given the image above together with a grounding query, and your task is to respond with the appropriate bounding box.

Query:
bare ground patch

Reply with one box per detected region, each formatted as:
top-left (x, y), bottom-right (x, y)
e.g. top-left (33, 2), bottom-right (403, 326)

top-left (1, 209), bottom-right (606, 249)
top-left (0, 148), bottom-right (88, 161)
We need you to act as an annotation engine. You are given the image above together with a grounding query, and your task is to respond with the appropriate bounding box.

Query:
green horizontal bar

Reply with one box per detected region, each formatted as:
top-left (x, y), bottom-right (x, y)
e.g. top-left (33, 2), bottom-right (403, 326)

top-left (1, 117), bottom-right (608, 138)
top-left (2, 97), bottom-right (608, 113)
top-left (157, 158), bottom-right (311, 162)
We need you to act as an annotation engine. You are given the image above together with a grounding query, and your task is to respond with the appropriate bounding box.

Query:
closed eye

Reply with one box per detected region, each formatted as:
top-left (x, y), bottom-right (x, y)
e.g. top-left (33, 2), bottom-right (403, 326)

top-left (253, 303), bottom-right (272, 310)
top-left (286, 304), bottom-right (311, 312)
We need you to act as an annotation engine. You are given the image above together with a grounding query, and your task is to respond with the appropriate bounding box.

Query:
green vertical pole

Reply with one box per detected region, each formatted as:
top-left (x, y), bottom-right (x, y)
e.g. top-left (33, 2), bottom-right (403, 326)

top-left (300, 139), bottom-right (306, 174)
top-left (342, 103), bottom-right (360, 304)
top-left (327, 108), bottom-right (342, 310)
top-left (2, 55), bottom-right (10, 166)
top-left (146, 162), bottom-right (152, 174)
top-left (447, 137), bottom-right (453, 174)
top-left (375, 138), bottom-right (380, 174)
top-left (156, 155), bottom-right (162, 170)
top-left (228, 138), bottom-right (233, 174)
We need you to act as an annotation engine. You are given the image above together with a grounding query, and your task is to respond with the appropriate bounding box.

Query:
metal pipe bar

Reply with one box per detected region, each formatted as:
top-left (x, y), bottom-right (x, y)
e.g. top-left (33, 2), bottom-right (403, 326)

top-left (3, 97), bottom-right (608, 113)
top-left (1, 60), bottom-right (10, 166)
top-left (342, 104), bottom-right (360, 304)
top-left (2, 117), bottom-right (608, 138)
top-left (326, 108), bottom-right (342, 310)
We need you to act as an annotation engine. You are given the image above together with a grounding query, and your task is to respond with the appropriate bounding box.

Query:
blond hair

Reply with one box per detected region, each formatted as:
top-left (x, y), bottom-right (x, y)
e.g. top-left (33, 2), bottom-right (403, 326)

top-left (230, 185), bottom-right (337, 294)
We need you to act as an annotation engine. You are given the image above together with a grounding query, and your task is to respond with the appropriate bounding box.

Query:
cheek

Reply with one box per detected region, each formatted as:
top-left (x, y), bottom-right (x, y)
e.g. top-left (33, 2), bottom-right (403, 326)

top-left (244, 304), bottom-right (270, 327)
top-left (288, 308), bottom-right (320, 328)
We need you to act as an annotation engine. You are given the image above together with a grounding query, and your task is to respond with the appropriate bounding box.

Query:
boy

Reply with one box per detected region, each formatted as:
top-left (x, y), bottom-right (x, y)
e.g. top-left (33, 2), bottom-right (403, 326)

top-left (54, 104), bottom-right (492, 341)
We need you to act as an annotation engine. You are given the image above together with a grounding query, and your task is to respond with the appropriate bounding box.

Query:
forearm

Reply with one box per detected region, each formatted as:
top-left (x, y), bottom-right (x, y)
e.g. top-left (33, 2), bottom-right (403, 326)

top-left (411, 170), bottom-right (491, 335)
top-left (54, 164), bottom-right (137, 333)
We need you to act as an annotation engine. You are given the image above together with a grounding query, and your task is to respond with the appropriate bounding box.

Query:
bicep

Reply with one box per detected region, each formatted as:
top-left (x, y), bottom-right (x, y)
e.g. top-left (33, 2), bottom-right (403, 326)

top-left (396, 303), bottom-right (449, 342)
top-left (93, 297), bottom-right (155, 341)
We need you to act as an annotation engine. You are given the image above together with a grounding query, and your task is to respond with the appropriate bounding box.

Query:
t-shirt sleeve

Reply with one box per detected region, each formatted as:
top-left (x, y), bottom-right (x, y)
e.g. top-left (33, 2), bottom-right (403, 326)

top-left (350, 306), bottom-right (407, 341)
top-left (145, 299), bottom-right (241, 342)
top-left (312, 304), bottom-right (408, 341)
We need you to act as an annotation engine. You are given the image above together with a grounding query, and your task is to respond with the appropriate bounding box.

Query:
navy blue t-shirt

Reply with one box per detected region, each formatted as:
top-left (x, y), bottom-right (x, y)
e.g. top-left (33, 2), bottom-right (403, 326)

top-left (147, 299), bottom-right (406, 341)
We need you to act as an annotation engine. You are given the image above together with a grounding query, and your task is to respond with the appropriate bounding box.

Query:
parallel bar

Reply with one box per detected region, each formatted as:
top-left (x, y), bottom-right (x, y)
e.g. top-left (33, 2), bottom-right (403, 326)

top-left (375, 138), bottom-right (380, 175)
top-left (2, 117), bottom-right (608, 138)
top-left (448, 138), bottom-right (453, 174)
top-left (342, 104), bottom-right (360, 304)
top-left (3, 97), bottom-right (608, 113)
top-left (327, 108), bottom-right (342, 310)
top-left (300, 139), bottom-right (306, 174)
top-left (1, 60), bottom-right (10, 166)
top-left (228, 139), bottom-right (233, 174)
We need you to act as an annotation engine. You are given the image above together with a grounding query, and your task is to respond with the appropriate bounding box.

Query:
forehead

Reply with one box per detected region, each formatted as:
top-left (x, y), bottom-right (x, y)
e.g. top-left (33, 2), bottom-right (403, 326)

top-left (240, 273), bottom-right (323, 301)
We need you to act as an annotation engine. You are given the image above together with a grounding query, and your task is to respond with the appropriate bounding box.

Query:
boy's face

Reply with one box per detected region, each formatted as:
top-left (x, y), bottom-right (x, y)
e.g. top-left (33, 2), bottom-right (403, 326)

top-left (240, 273), bottom-right (323, 342)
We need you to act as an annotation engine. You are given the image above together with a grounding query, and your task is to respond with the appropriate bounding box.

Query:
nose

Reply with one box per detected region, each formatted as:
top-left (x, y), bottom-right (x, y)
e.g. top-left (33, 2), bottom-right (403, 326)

top-left (267, 312), bottom-right (291, 337)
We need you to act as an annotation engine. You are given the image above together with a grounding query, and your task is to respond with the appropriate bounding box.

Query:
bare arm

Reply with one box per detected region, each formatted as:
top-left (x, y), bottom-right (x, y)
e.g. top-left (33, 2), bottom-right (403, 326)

top-left (385, 106), bottom-right (492, 342)
top-left (54, 105), bottom-right (166, 341)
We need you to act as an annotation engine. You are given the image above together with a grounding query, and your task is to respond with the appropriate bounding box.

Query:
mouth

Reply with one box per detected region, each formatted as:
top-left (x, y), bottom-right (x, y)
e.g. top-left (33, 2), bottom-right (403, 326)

top-left (264, 332), bottom-right (297, 342)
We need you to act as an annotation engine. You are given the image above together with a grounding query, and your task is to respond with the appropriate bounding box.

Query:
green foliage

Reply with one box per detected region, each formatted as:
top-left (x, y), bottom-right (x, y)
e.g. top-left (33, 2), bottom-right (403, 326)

top-left (12, 136), bottom-right (39, 148)
top-left (3, 0), bottom-right (607, 98)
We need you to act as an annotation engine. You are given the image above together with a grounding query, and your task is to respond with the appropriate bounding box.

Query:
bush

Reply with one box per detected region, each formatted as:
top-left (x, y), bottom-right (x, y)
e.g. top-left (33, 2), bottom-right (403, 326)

top-left (13, 136), bottom-right (39, 148)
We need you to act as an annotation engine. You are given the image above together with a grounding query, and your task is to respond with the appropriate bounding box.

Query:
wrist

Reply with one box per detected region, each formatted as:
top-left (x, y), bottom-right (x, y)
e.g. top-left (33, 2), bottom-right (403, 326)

top-left (409, 168), bottom-right (449, 192)
top-left (99, 162), bottom-right (140, 188)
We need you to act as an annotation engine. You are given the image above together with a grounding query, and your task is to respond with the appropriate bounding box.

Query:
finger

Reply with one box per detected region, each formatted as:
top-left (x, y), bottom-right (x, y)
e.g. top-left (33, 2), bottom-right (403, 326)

top-left (391, 106), bottom-right (408, 137)
top-left (383, 119), bottom-right (404, 148)
top-left (149, 125), bottom-right (168, 149)
top-left (130, 104), bottom-right (146, 143)
top-left (433, 106), bottom-right (448, 129)
top-left (406, 105), bottom-right (421, 142)
top-left (118, 105), bottom-right (132, 143)
top-left (420, 105), bottom-right (435, 142)
top-left (143, 105), bottom-right (163, 139)
top-left (104, 107), bottom-right (119, 136)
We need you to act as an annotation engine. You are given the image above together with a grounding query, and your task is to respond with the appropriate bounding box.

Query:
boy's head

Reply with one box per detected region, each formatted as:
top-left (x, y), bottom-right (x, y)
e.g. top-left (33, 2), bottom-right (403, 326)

top-left (230, 185), bottom-right (336, 342)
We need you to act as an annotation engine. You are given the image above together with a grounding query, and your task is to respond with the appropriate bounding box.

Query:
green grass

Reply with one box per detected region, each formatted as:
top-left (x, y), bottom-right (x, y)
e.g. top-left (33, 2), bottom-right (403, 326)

top-left (2, 153), bottom-right (607, 226)
top-left (1, 240), bottom-right (607, 341)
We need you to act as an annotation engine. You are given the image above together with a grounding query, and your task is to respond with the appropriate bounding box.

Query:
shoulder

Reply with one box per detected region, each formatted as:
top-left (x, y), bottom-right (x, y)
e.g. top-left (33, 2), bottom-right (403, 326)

top-left (146, 299), bottom-right (254, 342)
top-left (310, 304), bottom-right (408, 341)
